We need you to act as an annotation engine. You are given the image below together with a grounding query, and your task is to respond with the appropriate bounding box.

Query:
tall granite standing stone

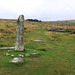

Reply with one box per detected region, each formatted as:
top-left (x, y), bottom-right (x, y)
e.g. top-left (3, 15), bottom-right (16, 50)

top-left (15, 15), bottom-right (24, 51)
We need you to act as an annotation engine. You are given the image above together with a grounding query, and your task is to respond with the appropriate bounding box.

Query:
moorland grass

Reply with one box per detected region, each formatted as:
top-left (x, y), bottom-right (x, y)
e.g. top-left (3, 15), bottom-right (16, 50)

top-left (0, 19), bottom-right (75, 75)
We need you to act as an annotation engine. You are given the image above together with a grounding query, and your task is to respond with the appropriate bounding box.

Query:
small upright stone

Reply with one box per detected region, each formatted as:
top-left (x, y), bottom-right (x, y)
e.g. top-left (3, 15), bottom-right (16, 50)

top-left (15, 15), bottom-right (24, 51)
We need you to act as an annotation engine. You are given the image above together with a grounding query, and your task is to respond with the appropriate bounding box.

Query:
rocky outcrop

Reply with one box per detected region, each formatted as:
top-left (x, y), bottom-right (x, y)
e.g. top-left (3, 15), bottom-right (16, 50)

top-left (47, 27), bottom-right (70, 32)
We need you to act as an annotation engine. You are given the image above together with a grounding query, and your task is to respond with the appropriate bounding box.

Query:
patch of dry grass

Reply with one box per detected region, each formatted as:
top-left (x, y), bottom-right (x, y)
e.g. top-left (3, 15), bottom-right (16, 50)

top-left (40, 22), bottom-right (75, 33)
top-left (0, 19), bottom-right (75, 47)
top-left (0, 19), bottom-right (75, 38)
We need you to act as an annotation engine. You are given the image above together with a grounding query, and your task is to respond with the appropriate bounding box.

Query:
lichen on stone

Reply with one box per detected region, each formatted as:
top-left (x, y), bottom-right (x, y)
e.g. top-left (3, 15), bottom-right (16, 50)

top-left (17, 17), bottom-right (20, 25)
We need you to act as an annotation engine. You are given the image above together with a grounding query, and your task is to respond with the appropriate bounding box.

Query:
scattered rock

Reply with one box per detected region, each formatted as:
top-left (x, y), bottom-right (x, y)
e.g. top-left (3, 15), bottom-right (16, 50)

top-left (47, 27), bottom-right (70, 32)
top-left (18, 54), bottom-right (22, 56)
top-left (18, 54), bottom-right (24, 57)
top-left (25, 53), bottom-right (30, 56)
top-left (11, 54), bottom-right (15, 57)
top-left (8, 50), bottom-right (10, 52)
top-left (6, 53), bottom-right (10, 56)
top-left (32, 53), bottom-right (38, 55)
top-left (21, 55), bottom-right (24, 57)
top-left (34, 40), bottom-right (42, 42)
top-left (9, 57), bottom-right (24, 63)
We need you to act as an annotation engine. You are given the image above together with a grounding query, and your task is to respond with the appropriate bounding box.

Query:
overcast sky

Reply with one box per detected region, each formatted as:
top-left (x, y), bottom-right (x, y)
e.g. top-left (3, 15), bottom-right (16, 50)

top-left (0, 0), bottom-right (75, 21)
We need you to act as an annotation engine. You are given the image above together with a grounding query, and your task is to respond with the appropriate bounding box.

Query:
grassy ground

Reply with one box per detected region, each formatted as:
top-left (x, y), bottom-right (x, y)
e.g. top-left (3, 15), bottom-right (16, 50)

top-left (0, 19), bottom-right (75, 75)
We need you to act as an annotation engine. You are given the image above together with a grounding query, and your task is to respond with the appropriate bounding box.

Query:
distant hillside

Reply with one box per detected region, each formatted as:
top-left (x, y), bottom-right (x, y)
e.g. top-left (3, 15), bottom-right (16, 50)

top-left (44, 20), bottom-right (75, 26)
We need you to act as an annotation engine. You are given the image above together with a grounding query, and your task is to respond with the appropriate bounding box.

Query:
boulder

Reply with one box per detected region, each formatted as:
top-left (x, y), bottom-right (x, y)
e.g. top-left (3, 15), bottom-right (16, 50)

top-left (47, 27), bottom-right (70, 32)
top-left (9, 57), bottom-right (24, 63)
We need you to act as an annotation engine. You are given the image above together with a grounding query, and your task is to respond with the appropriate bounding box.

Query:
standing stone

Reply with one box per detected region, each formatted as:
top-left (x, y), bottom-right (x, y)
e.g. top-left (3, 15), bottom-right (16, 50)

top-left (15, 15), bottom-right (24, 51)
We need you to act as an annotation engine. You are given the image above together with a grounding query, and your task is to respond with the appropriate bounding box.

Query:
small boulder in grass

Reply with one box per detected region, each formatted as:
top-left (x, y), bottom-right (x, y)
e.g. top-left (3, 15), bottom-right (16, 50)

top-left (18, 54), bottom-right (22, 56)
top-left (32, 53), bottom-right (38, 55)
top-left (21, 55), bottom-right (24, 57)
top-left (6, 53), bottom-right (10, 56)
top-left (8, 50), bottom-right (10, 52)
top-left (9, 57), bottom-right (24, 63)
top-left (25, 53), bottom-right (30, 56)
top-left (18, 54), bottom-right (24, 57)
top-left (11, 54), bottom-right (15, 57)
top-left (34, 40), bottom-right (42, 42)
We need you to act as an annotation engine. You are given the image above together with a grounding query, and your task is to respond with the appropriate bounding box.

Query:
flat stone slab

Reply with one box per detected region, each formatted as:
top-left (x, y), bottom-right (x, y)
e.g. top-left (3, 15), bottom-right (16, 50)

top-left (34, 40), bottom-right (42, 41)
top-left (0, 47), bottom-right (15, 49)
top-left (25, 53), bottom-right (30, 56)
top-left (32, 53), bottom-right (38, 55)
top-left (47, 27), bottom-right (70, 32)
top-left (9, 57), bottom-right (24, 63)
